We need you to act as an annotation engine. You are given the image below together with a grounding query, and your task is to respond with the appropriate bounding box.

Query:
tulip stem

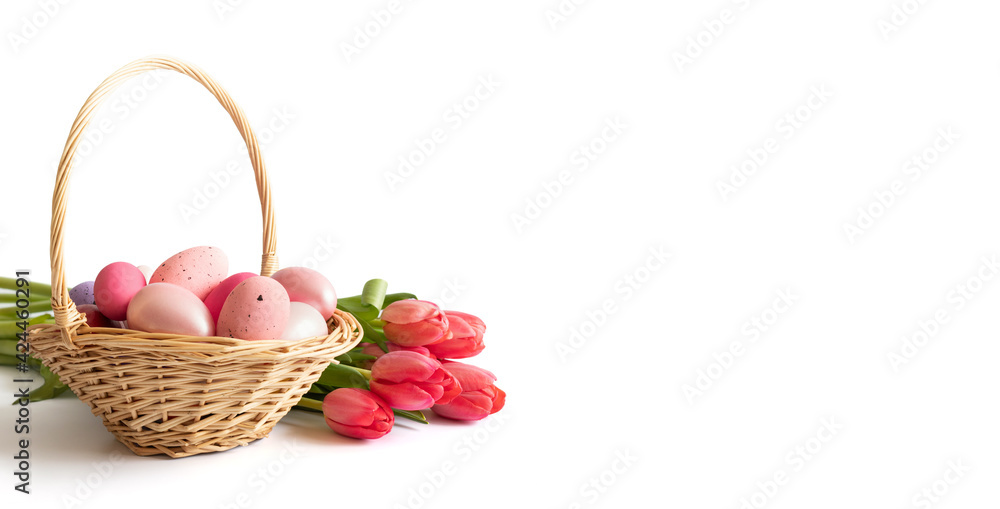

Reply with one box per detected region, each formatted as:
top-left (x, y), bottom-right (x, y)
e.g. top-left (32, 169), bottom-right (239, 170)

top-left (296, 396), bottom-right (323, 412)
top-left (354, 367), bottom-right (372, 381)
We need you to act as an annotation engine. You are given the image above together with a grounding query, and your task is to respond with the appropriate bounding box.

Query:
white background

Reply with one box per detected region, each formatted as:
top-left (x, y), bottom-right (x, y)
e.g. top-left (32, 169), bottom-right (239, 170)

top-left (2, 1), bottom-right (1000, 507)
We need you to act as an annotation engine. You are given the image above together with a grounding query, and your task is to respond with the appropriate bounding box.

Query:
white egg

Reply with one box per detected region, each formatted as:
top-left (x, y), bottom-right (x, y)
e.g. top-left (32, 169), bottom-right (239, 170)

top-left (281, 302), bottom-right (329, 340)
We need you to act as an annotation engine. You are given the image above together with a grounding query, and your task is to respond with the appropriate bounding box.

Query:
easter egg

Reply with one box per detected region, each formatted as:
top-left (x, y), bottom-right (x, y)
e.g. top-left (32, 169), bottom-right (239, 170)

top-left (126, 283), bottom-right (214, 336)
top-left (149, 246), bottom-right (228, 300)
top-left (204, 272), bottom-right (257, 323)
top-left (270, 267), bottom-right (338, 318)
top-left (216, 276), bottom-right (290, 341)
top-left (77, 304), bottom-right (112, 328)
top-left (281, 302), bottom-right (329, 340)
top-left (136, 265), bottom-right (153, 283)
top-left (69, 281), bottom-right (96, 305)
top-left (94, 262), bottom-right (147, 321)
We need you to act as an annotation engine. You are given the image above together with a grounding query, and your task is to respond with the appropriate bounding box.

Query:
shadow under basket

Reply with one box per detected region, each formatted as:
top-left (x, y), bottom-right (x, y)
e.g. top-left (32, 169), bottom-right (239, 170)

top-left (29, 56), bottom-right (363, 458)
top-left (29, 311), bottom-right (361, 458)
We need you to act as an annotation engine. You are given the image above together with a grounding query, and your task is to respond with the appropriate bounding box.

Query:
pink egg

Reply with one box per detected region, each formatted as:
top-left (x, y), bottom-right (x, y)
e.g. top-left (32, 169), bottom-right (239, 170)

top-left (281, 302), bottom-right (330, 340)
top-left (216, 276), bottom-right (290, 341)
top-left (204, 272), bottom-right (257, 323)
top-left (126, 283), bottom-right (214, 336)
top-left (77, 304), bottom-right (112, 328)
top-left (149, 246), bottom-right (228, 300)
top-left (270, 267), bottom-right (338, 319)
top-left (94, 262), bottom-right (147, 321)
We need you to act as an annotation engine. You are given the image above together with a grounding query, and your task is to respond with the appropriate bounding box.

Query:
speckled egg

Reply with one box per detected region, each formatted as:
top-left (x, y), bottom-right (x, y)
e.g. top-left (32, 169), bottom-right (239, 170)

top-left (94, 262), bottom-right (147, 321)
top-left (204, 272), bottom-right (257, 323)
top-left (69, 281), bottom-right (96, 305)
top-left (270, 267), bottom-right (338, 319)
top-left (281, 302), bottom-right (329, 340)
top-left (126, 283), bottom-right (214, 336)
top-left (216, 276), bottom-right (290, 341)
top-left (148, 246), bottom-right (228, 300)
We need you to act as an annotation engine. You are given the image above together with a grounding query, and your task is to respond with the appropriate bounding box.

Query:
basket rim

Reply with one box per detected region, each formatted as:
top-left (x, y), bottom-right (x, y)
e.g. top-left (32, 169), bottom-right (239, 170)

top-left (28, 308), bottom-right (363, 357)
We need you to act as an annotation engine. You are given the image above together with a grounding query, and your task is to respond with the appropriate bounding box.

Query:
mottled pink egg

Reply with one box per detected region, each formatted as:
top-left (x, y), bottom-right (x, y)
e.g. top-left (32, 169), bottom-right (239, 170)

top-left (149, 246), bottom-right (228, 300)
top-left (281, 302), bottom-right (330, 340)
top-left (216, 276), bottom-right (290, 341)
top-left (94, 262), bottom-right (147, 321)
top-left (204, 272), bottom-right (257, 323)
top-left (126, 283), bottom-right (214, 336)
top-left (270, 267), bottom-right (338, 319)
top-left (77, 304), bottom-right (112, 328)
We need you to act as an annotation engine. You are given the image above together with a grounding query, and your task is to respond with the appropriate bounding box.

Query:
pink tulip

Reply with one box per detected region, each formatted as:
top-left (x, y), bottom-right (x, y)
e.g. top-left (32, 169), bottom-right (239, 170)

top-left (381, 299), bottom-right (449, 347)
top-left (432, 361), bottom-right (506, 421)
top-left (322, 388), bottom-right (394, 439)
top-left (369, 351), bottom-right (461, 411)
top-left (425, 311), bottom-right (486, 359)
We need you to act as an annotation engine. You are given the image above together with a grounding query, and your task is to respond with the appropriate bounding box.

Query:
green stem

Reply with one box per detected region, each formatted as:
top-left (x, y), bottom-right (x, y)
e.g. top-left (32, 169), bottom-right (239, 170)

top-left (296, 396), bottom-right (324, 412)
top-left (0, 277), bottom-right (52, 296)
top-left (0, 301), bottom-right (53, 319)
top-left (0, 293), bottom-right (47, 303)
top-left (355, 367), bottom-right (372, 381)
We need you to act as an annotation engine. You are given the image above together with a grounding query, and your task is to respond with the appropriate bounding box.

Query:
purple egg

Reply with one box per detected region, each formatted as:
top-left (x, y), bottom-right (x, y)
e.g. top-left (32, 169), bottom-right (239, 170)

top-left (69, 281), bottom-right (96, 305)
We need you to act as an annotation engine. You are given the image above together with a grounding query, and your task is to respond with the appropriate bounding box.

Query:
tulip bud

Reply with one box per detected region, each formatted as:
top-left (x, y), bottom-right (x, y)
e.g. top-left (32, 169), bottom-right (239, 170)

top-left (431, 361), bottom-right (506, 421)
top-left (425, 311), bottom-right (485, 359)
top-left (381, 299), bottom-right (449, 347)
top-left (369, 351), bottom-right (461, 410)
top-left (322, 388), bottom-right (394, 439)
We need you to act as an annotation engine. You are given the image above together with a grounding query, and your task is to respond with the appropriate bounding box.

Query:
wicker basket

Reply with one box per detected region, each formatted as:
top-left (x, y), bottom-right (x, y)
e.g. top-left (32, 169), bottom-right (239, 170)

top-left (27, 56), bottom-right (362, 458)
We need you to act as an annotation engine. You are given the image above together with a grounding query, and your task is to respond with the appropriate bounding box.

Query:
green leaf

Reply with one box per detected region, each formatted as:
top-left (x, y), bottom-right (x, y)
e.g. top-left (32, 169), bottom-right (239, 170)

top-left (359, 319), bottom-right (388, 353)
top-left (316, 363), bottom-right (370, 389)
top-left (383, 293), bottom-right (418, 308)
top-left (336, 297), bottom-right (380, 322)
top-left (13, 364), bottom-right (69, 404)
top-left (393, 409), bottom-right (429, 424)
top-left (361, 279), bottom-right (389, 310)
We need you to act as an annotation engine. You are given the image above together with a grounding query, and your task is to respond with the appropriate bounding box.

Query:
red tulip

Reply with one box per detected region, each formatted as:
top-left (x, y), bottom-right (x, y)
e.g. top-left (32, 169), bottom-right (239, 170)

top-left (369, 351), bottom-right (460, 410)
top-left (381, 299), bottom-right (449, 347)
top-left (322, 388), bottom-right (394, 439)
top-left (432, 361), bottom-right (506, 421)
top-left (425, 311), bottom-right (486, 359)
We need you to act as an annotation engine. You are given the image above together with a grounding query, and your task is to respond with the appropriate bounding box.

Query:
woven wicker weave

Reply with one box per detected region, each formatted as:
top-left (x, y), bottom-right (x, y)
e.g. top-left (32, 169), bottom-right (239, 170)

top-left (27, 56), bottom-right (362, 458)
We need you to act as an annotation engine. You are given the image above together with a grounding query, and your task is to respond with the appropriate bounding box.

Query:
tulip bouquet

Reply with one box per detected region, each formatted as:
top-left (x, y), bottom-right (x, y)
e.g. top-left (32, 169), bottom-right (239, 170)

top-left (293, 279), bottom-right (506, 439)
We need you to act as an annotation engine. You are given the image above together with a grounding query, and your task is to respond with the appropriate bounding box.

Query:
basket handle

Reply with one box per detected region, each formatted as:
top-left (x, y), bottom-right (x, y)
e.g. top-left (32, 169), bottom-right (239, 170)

top-left (49, 56), bottom-right (278, 347)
